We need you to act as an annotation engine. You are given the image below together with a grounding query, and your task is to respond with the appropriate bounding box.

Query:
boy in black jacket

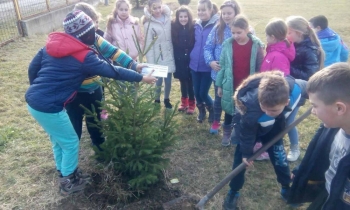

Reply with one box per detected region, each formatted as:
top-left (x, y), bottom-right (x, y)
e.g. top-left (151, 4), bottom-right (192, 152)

top-left (288, 62), bottom-right (350, 210)
top-left (223, 71), bottom-right (307, 210)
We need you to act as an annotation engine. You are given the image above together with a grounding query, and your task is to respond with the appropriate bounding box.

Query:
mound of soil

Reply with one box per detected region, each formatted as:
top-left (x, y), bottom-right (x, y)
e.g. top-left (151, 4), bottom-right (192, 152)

top-left (53, 172), bottom-right (198, 210)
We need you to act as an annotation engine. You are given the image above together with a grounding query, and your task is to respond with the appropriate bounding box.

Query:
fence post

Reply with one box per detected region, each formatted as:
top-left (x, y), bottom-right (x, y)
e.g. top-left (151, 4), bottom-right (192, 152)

top-left (45, 0), bottom-right (50, 11)
top-left (12, 0), bottom-right (23, 36)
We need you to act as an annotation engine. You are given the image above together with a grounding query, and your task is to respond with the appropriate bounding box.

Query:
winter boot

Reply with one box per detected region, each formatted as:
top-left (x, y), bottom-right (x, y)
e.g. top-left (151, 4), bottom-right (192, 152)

top-left (58, 168), bottom-right (90, 181)
top-left (164, 99), bottom-right (173, 109)
top-left (186, 99), bottom-right (195, 115)
top-left (59, 169), bottom-right (87, 195)
top-left (222, 124), bottom-right (233, 146)
top-left (178, 97), bottom-right (189, 111)
top-left (196, 103), bottom-right (206, 123)
top-left (205, 105), bottom-right (214, 124)
top-left (209, 121), bottom-right (220, 134)
top-left (287, 144), bottom-right (300, 162)
top-left (222, 190), bottom-right (240, 210)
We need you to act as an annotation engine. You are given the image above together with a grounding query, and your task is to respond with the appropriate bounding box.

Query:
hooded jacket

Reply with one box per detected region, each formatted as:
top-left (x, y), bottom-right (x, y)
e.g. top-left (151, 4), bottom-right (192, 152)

top-left (215, 34), bottom-right (264, 115)
top-left (189, 14), bottom-right (219, 72)
top-left (290, 37), bottom-right (320, 80)
top-left (104, 15), bottom-right (144, 61)
top-left (260, 40), bottom-right (295, 75)
top-left (25, 32), bottom-right (142, 113)
top-left (288, 125), bottom-right (350, 210)
top-left (317, 27), bottom-right (349, 67)
top-left (234, 73), bottom-right (307, 158)
top-left (143, 5), bottom-right (175, 73)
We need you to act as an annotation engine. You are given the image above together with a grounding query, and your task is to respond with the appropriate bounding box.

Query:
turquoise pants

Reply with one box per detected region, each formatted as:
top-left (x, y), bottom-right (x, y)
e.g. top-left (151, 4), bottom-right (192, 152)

top-left (27, 105), bottom-right (79, 176)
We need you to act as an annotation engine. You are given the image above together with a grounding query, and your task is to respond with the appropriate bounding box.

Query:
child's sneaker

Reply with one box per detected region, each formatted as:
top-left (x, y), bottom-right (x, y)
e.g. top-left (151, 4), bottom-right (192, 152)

top-left (100, 110), bottom-right (108, 120)
top-left (59, 170), bottom-right (87, 195)
top-left (209, 121), bottom-right (220, 134)
top-left (222, 190), bottom-right (239, 210)
top-left (287, 144), bottom-right (300, 162)
top-left (253, 142), bottom-right (270, 161)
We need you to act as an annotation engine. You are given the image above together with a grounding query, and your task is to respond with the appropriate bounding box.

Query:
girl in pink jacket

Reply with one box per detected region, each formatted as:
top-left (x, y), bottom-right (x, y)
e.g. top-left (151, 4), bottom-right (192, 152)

top-left (260, 19), bottom-right (295, 75)
top-left (260, 18), bottom-right (301, 162)
top-left (104, 0), bottom-right (144, 61)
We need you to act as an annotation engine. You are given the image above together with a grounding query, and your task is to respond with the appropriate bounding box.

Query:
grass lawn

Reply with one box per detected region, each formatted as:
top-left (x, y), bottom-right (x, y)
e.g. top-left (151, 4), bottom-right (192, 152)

top-left (0, 0), bottom-right (349, 209)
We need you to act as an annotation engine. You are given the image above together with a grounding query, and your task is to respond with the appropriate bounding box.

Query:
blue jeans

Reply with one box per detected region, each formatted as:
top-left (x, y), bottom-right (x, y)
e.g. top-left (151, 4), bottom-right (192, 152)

top-left (27, 105), bottom-right (79, 176)
top-left (286, 106), bottom-right (300, 145)
top-left (191, 71), bottom-right (213, 106)
top-left (213, 83), bottom-right (222, 122)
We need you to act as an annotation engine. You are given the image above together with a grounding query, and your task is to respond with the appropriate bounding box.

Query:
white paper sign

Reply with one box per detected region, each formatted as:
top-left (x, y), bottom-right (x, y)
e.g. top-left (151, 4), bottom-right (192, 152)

top-left (141, 63), bottom-right (168, 78)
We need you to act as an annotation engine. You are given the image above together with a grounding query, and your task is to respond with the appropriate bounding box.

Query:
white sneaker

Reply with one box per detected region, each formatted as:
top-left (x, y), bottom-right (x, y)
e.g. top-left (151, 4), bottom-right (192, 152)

top-left (287, 144), bottom-right (300, 162)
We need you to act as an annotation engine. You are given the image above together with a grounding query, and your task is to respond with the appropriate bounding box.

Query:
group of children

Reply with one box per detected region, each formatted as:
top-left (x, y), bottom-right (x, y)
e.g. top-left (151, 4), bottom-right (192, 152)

top-left (24, 0), bottom-right (350, 209)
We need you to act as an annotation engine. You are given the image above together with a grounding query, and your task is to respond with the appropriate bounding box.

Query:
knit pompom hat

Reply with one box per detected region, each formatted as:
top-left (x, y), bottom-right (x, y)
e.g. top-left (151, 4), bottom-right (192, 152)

top-left (63, 10), bottom-right (95, 38)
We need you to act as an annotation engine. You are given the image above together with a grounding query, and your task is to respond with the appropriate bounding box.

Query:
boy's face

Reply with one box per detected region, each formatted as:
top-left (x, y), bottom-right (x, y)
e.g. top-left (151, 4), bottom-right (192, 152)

top-left (260, 100), bottom-right (289, 118)
top-left (309, 93), bottom-right (340, 128)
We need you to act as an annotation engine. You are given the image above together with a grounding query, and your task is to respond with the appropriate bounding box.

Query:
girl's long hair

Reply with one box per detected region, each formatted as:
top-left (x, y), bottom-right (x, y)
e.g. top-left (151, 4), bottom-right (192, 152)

top-left (286, 16), bottom-right (325, 69)
top-left (171, 6), bottom-right (194, 46)
top-left (106, 0), bottom-right (133, 32)
top-left (265, 18), bottom-right (290, 47)
top-left (216, 0), bottom-right (241, 44)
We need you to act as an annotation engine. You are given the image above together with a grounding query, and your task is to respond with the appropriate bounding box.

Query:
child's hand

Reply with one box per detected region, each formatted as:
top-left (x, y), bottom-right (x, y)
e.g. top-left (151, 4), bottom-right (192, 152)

top-left (210, 61), bottom-right (221, 71)
top-left (136, 64), bottom-right (147, 73)
top-left (141, 70), bottom-right (157, 84)
top-left (218, 87), bottom-right (223, 97)
top-left (243, 158), bottom-right (254, 167)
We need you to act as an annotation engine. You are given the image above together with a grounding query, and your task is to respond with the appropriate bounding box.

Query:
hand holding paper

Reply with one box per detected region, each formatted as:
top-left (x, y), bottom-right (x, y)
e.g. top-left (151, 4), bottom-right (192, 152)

top-left (141, 63), bottom-right (169, 78)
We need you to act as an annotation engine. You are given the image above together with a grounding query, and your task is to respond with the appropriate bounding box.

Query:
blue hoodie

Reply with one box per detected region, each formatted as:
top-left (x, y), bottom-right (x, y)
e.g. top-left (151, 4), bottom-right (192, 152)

top-left (317, 28), bottom-right (349, 67)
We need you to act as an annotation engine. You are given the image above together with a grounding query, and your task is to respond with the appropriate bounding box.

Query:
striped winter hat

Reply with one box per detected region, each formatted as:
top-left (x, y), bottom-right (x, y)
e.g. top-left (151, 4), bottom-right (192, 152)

top-left (63, 10), bottom-right (95, 38)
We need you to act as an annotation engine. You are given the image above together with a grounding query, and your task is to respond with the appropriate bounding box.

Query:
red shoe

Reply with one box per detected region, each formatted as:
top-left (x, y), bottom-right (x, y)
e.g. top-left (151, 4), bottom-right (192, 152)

top-left (178, 97), bottom-right (189, 111)
top-left (186, 99), bottom-right (195, 115)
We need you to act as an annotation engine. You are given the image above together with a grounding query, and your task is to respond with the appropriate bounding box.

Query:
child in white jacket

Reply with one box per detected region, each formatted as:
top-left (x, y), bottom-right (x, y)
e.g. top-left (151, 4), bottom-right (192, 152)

top-left (143, 0), bottom-right (176, 109)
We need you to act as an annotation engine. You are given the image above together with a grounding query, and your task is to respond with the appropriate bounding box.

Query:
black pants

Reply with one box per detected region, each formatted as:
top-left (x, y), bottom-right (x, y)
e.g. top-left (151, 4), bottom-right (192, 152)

top-left (224, 113), bottom-right (233, 125)
top-left (179, 78), bottom-right (195, 100)
top-left (229, 115), bottom-right (291, 191)
top-left (66, 87), bottom-right (105, 146)
top-left (307, 188), bottom-right (328, 210)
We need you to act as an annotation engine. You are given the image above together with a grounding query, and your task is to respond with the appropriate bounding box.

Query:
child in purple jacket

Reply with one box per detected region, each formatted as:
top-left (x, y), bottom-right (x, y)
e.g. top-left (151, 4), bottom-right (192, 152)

top-left (189, 0), bottom-right (219, 123)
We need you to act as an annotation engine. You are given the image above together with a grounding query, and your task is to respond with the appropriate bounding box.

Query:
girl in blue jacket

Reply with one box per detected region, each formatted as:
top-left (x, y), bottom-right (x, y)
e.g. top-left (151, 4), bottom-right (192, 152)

top-left (204, 0), bottom-right (241, 134)
top-left (189, 0), bottom-right (219, 123)
top-left (25, 11), bottom-right (156, 195)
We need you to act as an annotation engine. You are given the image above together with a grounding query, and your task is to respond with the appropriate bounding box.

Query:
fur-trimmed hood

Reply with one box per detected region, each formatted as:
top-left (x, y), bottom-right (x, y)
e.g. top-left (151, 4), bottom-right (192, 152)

top-left (142, 4), bottom-right (172, 24)
top-left (234, 71), bottom-right (285, 115)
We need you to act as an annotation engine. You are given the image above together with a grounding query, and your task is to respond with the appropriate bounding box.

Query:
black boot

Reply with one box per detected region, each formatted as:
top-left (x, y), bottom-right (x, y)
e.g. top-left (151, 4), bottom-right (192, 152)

top-left (196, 103), bottom-right (206, 123)
top-left (206, 105), bottom-right (214, 124)
top-left (164, 99), bottom-right (173, 109)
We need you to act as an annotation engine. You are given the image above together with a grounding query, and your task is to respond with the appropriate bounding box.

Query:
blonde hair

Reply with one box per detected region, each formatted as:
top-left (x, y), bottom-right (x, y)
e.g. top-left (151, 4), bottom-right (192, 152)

top-left (74, 2), bottom-right (101, 21)
top-left (286, 16), bottom-right (325, 69)
top-left (107, 0), bottom-right (132, 31)
top-left (216, 0), bottom-right (241, 44)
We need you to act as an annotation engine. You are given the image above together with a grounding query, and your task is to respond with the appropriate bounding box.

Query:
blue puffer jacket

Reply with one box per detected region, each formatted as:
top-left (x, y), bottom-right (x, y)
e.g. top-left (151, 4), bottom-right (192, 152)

top-left (290, 37), bottom-right (320, 80)
top-left (317, 28), bottom-right (349, 67)
top-left (25, 32), bottom-right (143, 113)
top-left (189, 14), bottom-right (219, 72)
top-left (203, 24), bottom-right (232, 80)
top-left (234, 74), bottom-right (307, 158)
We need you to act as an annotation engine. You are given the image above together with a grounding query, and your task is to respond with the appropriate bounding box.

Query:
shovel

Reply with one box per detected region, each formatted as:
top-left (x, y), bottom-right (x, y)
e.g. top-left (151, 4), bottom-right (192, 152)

top-left (196, 107), bottom-right (312, 209)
